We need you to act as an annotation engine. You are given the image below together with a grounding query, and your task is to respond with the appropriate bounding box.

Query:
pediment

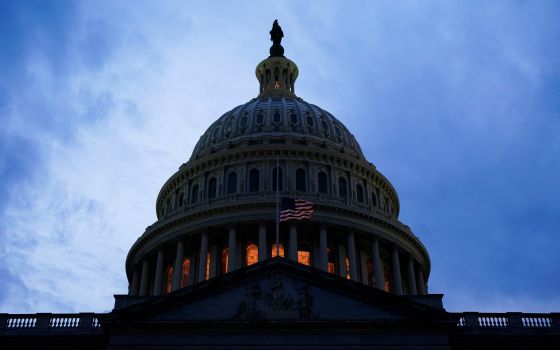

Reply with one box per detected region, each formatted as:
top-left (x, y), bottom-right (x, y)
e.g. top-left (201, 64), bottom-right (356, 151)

top-left (108, 259), bottom-right (444, 323)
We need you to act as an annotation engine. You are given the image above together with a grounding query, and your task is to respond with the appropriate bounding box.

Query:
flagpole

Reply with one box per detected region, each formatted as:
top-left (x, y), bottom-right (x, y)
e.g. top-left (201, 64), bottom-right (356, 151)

top-left (275, 155), bottom-right (280, 258)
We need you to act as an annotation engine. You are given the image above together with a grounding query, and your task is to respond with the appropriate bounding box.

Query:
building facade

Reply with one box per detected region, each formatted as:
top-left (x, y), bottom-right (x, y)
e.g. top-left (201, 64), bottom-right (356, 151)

top-left (1, 22), bottom-right (559, 349)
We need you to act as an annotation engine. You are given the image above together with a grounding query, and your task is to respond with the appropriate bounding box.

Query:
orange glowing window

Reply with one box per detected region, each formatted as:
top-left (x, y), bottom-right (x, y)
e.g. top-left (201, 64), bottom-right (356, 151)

top-left (327, 262), bottom-right (335, 274)
top-left (180, 258), bottom-right (191, 288)
top-left (165, 265), bottom-right (173, 293)
top-left (297, 250), bottom-right (311, 266)
top-left (345, 257), bottom-right (351, 279)
top-left (271, 243), bottom-right (285, 257)
top-left (246, 244), bottom-right (259, 266)
top-left (274, 81), bottom-right (280, 89)
top-left (205, 253), bottom-right (211, 280)
top-left (222, 248), bottom-right (229, 273)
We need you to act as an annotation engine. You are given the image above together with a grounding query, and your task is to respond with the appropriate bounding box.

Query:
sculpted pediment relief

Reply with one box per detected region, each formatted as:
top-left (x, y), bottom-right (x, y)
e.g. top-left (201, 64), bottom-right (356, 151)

top-left (145, 271), bottom-right (406, 322)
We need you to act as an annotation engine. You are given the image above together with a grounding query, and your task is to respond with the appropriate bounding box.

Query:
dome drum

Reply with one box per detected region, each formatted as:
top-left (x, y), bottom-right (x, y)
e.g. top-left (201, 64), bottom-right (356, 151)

top-left (126, 216), bottom-right (429, 298)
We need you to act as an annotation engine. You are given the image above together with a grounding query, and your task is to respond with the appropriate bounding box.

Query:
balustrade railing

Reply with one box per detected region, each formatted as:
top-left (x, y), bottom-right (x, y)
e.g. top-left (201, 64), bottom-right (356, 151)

top-left (455, 312), bottom-right (559, 330)
top-left (0, 313), bottom-right (103, 332)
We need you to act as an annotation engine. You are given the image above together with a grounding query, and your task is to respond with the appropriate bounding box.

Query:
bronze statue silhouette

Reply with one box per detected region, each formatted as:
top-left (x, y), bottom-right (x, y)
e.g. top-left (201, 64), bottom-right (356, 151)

top-left (269, 20), bottom-right (285, 57)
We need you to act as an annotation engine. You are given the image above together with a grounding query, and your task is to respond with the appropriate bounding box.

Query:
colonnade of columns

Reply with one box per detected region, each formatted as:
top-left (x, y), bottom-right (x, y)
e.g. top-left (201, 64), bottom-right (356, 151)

top-left (129, 222), bottom-right (428, 298)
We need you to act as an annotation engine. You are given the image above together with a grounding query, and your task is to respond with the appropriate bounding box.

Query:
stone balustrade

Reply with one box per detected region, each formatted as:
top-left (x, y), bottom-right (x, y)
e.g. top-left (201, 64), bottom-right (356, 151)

top-left (0, 313), bottom-right (103, 333)
top-left (454, 312), bottom-right (560, 329)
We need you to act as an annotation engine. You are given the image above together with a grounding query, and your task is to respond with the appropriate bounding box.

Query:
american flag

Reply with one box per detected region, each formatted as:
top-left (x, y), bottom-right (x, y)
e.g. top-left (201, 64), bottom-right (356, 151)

top-left (280, 198), bottom-right (314, 222)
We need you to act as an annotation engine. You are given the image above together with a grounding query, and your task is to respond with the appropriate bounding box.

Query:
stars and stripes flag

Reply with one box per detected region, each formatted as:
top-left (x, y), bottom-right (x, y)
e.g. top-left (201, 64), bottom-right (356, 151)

top-left (280, 198), bottom-right (314, 222)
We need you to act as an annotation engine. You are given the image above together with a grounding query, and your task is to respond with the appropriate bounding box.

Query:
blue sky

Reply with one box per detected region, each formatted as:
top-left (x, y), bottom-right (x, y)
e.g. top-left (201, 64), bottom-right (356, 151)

top-left (1, 1), bottom-right (559, 313)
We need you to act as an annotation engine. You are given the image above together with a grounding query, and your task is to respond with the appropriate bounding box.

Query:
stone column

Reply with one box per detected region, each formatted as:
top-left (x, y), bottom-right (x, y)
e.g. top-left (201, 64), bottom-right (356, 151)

top-left (227, 227), bottom-right (236, 272)
top-left (209, 245), bottom-right (217, 278)
top-left (258, 222), bottom-right (267, 262)
top-left (172, 240), bottom-right (184, 291)
top-left (153, 248), bottom-right (165, 296)
top-left (289, 223), bottom-right (297, 261)
top-left (198, 231), bottom-right (208, 282)
top-left (391, 246), bottom-right (403, 295)
top-left (319, 225), bottom-right (328, 271)
top-left (371, 239), bottom-right (385, 291)
top-left (139, 259), bottom-right (150, 296)
top-left (130, 269), bottom-right (140, 296)
top-left (347, 230), bottom-right (358, 281)
top-left (360, 251), bottom-right (368, 284)
top-left (416, 267), bottom-right (427, 295)
top-left (338, 244), bottom-right (347, 278)
top-left (407, 256), bottom-right (418, 295)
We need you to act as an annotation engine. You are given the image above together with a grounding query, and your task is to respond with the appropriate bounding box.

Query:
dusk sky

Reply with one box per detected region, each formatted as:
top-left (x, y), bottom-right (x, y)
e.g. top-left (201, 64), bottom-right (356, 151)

top-left (1, 1), bottom-right (559, 314)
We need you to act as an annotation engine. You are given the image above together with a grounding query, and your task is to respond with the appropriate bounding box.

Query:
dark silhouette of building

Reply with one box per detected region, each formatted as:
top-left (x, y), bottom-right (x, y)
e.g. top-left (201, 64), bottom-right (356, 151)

top-left (1, 21), bottom-right (559, 350)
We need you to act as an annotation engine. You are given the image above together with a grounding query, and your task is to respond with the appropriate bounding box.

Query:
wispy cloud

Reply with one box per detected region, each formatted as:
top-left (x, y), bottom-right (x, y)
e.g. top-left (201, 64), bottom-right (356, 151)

top-left (1, 1), bottom-right (559, 313)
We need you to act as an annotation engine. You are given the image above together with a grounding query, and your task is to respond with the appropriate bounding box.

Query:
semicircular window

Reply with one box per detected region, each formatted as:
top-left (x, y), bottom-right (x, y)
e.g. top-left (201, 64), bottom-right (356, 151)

top-left (320, 117), bottom-right (330, 136)
top-left (273, 109), bottom-right (282, 125)
top-left (239, 113), bottom-right (249, 129)
top-left (305, 111), bottom-right (315, 128)
top-left (289, 109), bottom-right (298, 125)
top-left (255, 109), bottom-right (265, 125)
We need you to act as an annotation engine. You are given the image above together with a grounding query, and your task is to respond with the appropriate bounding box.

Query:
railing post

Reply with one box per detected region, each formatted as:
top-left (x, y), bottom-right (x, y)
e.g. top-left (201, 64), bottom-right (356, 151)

top-left (35, 313), bottom-right (52, 329)
top-left (79, 313), bottom-right (94, 328)
top-left (463, 312), bottom-right (480, 328)
top-left (0, 313), bottom-right (7, 329)
top-left (506, 312), bottom-right (523, 328)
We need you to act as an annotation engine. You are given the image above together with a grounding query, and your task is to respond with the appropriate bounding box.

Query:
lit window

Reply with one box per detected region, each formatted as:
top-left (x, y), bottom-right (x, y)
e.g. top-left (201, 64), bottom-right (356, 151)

top-left (246, 244), bottom-right (259, 266)
top-left (165, 265), bottom-right (173, 293)
top-left (271, 243), bottom-right (285, 257)
top-left (297, 250), bottom-right (310, 266)
top-left (205, 253), bottom-right (211, 280)
top-left (328, 262), bottom-right (335, 274)
top-left (180, 258), bottom-right (191, 288)
top-left (345, 257), bottom-right (351, 279)
top-left (222, 248), bottom-right (229, 273)
top-left (297, 243), bottom-right (311, 266)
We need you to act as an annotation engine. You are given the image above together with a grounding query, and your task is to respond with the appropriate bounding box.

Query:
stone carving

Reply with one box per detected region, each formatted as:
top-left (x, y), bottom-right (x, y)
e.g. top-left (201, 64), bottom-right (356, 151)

top-left (234, 274), bottom-right (314, 320)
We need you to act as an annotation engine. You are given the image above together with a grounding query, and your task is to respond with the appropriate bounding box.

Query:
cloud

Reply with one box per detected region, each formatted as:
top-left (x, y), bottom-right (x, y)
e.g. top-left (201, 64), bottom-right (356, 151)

top-left (1, 1), bottom-right (560, 313)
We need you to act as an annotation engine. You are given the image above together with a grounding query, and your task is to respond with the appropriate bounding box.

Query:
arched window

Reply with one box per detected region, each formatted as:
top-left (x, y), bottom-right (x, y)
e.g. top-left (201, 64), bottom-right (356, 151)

top-left (371, 191), bottom-right (377, 207)
top-left (180, 258), bottom-right (191, 288)
top-left (208, 178), bottom-right (217, 199)
top-left (295, 168), bottom-right (306, 192)
top-left (356, 184), bottom-right (364, 203)
top-left (222, 248), bottom-right (229, 273)
top-left (272, 167), bottom-right (283, 191)
top-left (249, 169), bottom-right (260, 192)
top-left (297, 243), bottom-right (311, 266)
top-left (204, 253), bottom-right (211, 280)
top-left (246, 244), bottom-right (259, 266)
top-left (318, 171), bottom-right (328, 194)
top-left (178, 193), bottom-right (184, 207)
top-left (271, 243), bottom-right (285, 257)
top-left (338, 177), bottom-right (347, 198)
top-left (165, 265), bottom-right (173, 293)
top-left (227, 172), bottom-right (237, 194)
top-left (190, 185), bottom-right (199, 204)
